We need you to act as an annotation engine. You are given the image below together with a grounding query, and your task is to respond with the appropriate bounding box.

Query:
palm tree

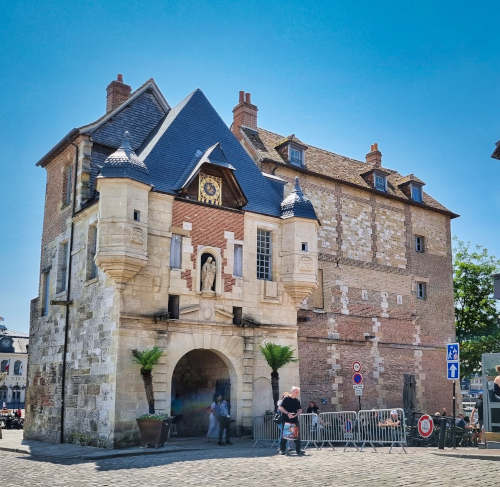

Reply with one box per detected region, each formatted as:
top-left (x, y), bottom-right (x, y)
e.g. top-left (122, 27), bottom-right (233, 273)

top-left (259, 342), bottom-right (297, 409)
top-left (132, 347), bottom-right (163, 414)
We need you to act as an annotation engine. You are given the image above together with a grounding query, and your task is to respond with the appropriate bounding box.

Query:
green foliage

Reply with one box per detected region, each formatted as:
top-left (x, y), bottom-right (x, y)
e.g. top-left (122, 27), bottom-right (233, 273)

top-left (259, 342), bottom-right (297, 372)
top-left (132, 347), bottom-right (163, 374)
top-left (453, 239), bottom-right (500, 376)
top-left (137, 413), bottom-right (171, 421)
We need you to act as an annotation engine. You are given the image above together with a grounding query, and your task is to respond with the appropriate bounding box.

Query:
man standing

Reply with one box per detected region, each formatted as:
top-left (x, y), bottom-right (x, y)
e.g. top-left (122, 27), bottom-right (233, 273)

top-left (471, 393), bottom-right (484, 445)
top-left (279, 386), bottom-right (305, 455)
top-left (214, 395), bottom-right (232, 446)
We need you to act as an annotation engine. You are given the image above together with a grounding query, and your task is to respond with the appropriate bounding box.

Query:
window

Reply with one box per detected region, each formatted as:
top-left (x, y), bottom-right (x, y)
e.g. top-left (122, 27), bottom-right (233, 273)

top-left (301, 242), bottom-right (308, 252)
top-left (168, 294), bottom-right (179, 319)
top-left (257, 229), bottom-right (272, 280)
top-left (86, 225), bottom-right (98, 280)
top-left (289, 146), bottom-right (304, 167)
top-left (411, 184), bottom-right (423, 203)
top-left (13, 360), bottom-right (23, 376)
top-left (12, 387), bottom-right (21, 403)
top-left (233, 244), bottom-right (243, 277)
top-left (170, 234), bottom-right (182, 269)
top-left (62, 165), bottom-right (72, 207)
top-left (56, 242), bottom-right (68, 294)
top-left (0, 386), bottom-right (7, 401)
top-left (0, 359), bottom-right (9, 373)
top-left (374, 173), bottom-right (387, 192)
top-left (417, 282), bottom-right (427, 300)
top-left (133, 209), bottom-right (140, 222)
top-left (233, 306), bottom-right (242, 325)
top-left (415, 236), bottom-right (425, 253)
top-left (41, 270), bottom-right (50, 316)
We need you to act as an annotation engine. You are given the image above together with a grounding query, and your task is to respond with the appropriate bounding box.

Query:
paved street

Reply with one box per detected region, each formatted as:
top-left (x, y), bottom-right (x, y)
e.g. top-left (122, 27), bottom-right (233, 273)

top-left (1, 445), bottom-right (499, 487)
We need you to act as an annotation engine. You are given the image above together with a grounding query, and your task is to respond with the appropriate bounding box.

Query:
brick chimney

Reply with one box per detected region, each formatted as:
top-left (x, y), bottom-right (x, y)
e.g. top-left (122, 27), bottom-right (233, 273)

top-left (232, 91), bottom-right (258, 137)
top-left (106, 74), bottom-right (131, 113)
top-left (365, 143), bottom-right (382, 167)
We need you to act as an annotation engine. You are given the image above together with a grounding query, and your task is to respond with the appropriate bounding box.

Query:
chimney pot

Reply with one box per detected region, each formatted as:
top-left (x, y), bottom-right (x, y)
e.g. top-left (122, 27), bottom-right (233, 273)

top-left (232, 89), bottom-right (258, 136)
top-left (370, 143), bottom-right (378, 152)
top-left (239, 91), bottom-right (244, 103)
top-left (245, 93), bottom-right (251, 104)
top-left (117, 74), bottom-right (123, 82)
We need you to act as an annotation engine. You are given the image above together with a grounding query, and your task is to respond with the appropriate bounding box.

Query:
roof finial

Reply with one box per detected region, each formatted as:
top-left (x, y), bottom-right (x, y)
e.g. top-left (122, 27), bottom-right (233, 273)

top-left (120, 130), bottom-right (132, 151)
top-left (294, 176), bottom-right (304, 196)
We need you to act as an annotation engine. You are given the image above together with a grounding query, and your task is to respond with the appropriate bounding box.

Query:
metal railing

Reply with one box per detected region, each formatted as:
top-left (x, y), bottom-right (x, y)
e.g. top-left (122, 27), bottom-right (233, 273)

top-left (253, 408), bottom-right (407, 453)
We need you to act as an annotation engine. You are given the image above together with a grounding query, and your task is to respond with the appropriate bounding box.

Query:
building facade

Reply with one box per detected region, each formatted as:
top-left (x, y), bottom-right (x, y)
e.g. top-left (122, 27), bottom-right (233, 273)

top-left (25, 77), bottom-right (318, 446)
top-left (0, 325), bottom-right (28, 409)
top-left (232, 91), bottom-right (458, 413)
top-left (26, 76), bottom-right (457, 447)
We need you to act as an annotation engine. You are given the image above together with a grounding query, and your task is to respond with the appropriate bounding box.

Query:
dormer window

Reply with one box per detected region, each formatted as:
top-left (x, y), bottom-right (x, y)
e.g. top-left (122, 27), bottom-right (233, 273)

top-left (411, 183), bottom-right (423, 203)
top-left (374, 172), bottom-right (387, 192)
top-left (289, 146), bottom-right (304, 167)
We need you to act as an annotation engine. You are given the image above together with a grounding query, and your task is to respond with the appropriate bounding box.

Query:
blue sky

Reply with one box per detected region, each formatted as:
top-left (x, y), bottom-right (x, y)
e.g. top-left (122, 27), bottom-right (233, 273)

top-left (0, 1), bottom-right (499, 333)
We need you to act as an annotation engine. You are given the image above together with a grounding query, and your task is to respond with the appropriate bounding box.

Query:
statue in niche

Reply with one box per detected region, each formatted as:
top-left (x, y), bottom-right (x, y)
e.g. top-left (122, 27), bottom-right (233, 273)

top-left (201, 255), bottom-right (216, 292)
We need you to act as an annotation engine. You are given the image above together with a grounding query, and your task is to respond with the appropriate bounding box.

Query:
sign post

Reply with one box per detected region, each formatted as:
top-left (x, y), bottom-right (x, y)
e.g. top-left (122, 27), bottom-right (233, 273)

top-left (446, 343), bottom-right (460, 449)
top-left (352, 364), bottom-right (364, 411)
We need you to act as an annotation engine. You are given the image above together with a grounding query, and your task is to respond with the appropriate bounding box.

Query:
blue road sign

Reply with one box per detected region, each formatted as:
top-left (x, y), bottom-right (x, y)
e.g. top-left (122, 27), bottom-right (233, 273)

top-left (447, 361), bottom-right (460, 380)
top-left (447, 343), bottom-right (459, 361)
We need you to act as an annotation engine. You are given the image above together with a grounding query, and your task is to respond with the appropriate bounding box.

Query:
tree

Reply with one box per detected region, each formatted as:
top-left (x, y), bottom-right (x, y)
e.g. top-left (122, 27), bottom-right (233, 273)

top-left (132, 347), bottom-right (163, 414)
top-left (453, 240), bottom-right (500, 377)
top-left (259, 342), bottom-right (297, 409)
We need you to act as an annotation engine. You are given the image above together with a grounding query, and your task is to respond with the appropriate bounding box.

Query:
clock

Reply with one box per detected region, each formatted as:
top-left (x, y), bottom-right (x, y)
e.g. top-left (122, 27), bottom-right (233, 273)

top-left (198, 174), bottom-right (222, 205)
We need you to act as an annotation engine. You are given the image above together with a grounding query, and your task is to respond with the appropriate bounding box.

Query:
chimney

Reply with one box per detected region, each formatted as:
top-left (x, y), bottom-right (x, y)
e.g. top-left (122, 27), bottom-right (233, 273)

top-left (106, 74), bottom-right (132, 113)
top-left (365, 142), bottom-right (382, 167)
top-left (232, 90), bottom-right (258, 137)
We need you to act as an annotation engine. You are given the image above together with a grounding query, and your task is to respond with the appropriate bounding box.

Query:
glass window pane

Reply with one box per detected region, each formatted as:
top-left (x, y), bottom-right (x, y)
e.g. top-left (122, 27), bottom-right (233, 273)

top-left (256, 229), bottom-right (272, 280)
top-left (170, 234), bottom-right (182, 269)
top-left (234, 244), bottom-right (243, 277)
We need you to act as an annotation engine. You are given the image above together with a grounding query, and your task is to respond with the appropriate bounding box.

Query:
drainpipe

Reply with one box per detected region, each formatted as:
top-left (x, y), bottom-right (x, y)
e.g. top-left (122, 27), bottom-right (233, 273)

top-left (59, 141), bottom-right (79, 443)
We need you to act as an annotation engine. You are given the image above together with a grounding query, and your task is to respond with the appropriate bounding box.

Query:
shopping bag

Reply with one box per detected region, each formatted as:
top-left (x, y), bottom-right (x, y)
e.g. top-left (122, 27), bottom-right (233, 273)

top-left (282, 422), bottom-right (299, 440)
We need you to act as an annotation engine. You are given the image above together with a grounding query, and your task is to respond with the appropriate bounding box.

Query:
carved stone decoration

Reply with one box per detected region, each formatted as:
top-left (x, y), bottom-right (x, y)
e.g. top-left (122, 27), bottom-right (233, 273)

top-left (201, 255), bottom-right (216, 292)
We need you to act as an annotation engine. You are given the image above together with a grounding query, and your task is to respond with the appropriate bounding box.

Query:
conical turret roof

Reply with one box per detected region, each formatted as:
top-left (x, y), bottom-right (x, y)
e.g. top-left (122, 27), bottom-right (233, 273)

top-left (280, 177), bottom-right (317, 220)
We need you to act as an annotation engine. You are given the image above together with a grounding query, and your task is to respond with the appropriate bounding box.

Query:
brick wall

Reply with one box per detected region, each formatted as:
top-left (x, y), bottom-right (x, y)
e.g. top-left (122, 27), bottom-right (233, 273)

top-left (172, 200), bottom-right (244, 293)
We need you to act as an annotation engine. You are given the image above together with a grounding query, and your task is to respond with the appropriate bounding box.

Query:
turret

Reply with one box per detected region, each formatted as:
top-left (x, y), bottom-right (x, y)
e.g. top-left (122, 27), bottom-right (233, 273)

top-left (95, 131), bottom-right (151, 289)
top-left (280, 177), bottom-right (319, 307)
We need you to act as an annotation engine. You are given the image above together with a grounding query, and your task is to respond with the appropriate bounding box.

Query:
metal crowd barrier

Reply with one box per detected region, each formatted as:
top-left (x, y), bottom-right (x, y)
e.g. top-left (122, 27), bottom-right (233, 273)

top-left (357, 408), bottom-right (407, 453)
top-left (253, 414), bottom-right (280, 446)
top-left (253, 408), bottom-right (407, 453)
top-left (319, 411), bottom-right (359, 450)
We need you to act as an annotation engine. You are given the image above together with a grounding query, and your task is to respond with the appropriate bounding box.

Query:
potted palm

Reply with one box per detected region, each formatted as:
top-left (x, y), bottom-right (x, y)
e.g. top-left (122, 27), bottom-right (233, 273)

top-left (259, 342), bottom-right (297, 409)
top-left (132, 346), bottom-right (170, 447)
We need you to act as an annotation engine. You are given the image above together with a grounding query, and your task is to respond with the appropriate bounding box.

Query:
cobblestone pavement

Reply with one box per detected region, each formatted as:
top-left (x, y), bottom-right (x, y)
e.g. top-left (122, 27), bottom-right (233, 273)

top-left (1, 446), bottom-right (498, 487)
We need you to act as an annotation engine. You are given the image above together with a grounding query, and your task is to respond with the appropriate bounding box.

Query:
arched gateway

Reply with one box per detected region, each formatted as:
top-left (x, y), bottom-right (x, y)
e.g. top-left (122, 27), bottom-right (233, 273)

top-left (169, 348), bottom-right (238, 436)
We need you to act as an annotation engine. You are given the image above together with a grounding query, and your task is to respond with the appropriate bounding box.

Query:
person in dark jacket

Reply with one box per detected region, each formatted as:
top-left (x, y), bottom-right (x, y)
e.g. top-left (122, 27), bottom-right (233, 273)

top-left (278, 386), bottom-right (305, 456)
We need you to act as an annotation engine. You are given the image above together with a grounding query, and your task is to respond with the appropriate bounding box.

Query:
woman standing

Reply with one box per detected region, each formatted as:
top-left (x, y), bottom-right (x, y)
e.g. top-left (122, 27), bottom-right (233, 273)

top-left (206, 395), bottom-right (219, 441)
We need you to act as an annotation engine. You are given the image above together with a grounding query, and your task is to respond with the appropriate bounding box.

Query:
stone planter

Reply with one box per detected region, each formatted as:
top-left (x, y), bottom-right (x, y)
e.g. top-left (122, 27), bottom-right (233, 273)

top-left (136, 418), bottom-right (170, 448)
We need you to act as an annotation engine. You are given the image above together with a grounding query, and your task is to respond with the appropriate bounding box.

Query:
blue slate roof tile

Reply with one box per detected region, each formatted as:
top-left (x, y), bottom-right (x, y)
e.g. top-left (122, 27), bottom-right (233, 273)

top-left (280, 177), bottom-right (318, 220)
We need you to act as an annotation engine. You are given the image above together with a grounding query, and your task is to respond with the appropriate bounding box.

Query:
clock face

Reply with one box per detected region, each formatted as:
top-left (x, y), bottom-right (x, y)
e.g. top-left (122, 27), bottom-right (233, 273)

top-left (199, 174), bottom-right (222, 205)
top-left (204, 181), bottom-right (217, 196)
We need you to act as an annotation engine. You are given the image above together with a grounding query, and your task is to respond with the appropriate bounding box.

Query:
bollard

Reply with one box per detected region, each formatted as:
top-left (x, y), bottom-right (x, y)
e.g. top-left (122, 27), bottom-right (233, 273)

top-left (438, 417), bottom-right (446, 450)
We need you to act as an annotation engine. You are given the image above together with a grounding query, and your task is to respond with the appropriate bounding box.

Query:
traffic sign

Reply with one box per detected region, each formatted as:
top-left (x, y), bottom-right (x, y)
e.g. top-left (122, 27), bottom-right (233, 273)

top-left (417, 415), bottom-right (434, 438)
top-left (447, 343), bottom-right (459, 361)
top-left (352, 361), bottom-right (362, 373)
top-left (353, 373), bottom-right (363, 384)
top-left (353, 384), bottom-right (364, 396)
top-left (447, 361), bottom-right (459, 380)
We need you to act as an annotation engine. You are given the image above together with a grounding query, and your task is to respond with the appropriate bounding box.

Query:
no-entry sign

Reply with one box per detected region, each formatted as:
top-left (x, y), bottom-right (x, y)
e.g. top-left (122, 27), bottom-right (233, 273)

top-left (417, 414), bottom-right (434, 438)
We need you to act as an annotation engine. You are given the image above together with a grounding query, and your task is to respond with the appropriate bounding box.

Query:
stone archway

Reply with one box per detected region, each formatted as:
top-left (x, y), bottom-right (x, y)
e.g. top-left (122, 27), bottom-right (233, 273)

top-left (171, 349), bottom-right (234, 436)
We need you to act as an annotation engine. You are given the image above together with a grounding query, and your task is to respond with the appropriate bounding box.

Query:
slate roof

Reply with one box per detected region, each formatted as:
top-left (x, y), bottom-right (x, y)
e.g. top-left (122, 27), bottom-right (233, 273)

top-left (122, 89), bottom-right (285, 217)
top-left (280, 177), bottom-right (317, 220)
top-left (240, 126), bottom-right (457, 217)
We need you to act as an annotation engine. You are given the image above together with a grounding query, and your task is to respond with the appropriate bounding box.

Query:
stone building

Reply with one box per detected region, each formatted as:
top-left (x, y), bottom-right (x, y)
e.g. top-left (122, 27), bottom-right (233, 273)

top-left (26, 76), bottom-right (318, 446)
top-left (232, 91), bottom-right (458, 413)
top-left (0, 324), bottom-right (28, 409)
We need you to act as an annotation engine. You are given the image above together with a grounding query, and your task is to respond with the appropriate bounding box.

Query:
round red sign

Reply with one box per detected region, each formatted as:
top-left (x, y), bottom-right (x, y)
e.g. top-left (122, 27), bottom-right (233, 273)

top-left (352, 373), bottom-right (363, 384)
top-left (352, 361), bottom-right (362, 373)
top-left (417, 414), bottom-right (434, 438)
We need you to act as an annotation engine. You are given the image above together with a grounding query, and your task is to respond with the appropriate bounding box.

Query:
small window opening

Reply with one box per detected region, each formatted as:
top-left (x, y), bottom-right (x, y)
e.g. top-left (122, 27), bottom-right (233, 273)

top-left (415, 236), bottom-right (425, 253)
top-left (289, 146), bottom-right (304, 167)
top-left (168, 295), bottom-right (180, 319)
top-left (56, 242), bottom-right (69, 293)
top-left (170, 234), bottom-right (182, 269)
top-left (417, 282), bottom-right (427, 300)
top-left (374, 173), bottom-right (387, 192)
top-left (233, 306), bottom-right (242, 325)
top-left (234, 244), bottom-right (243, 277)
top-left (133, 209), bottom-right (140, 222)
top-left (411, 184), bottom-right (423, 203)
top-left (41, 270), bottom-right (50, 316)
top-left (301, 242), bottom-right (308, 252)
